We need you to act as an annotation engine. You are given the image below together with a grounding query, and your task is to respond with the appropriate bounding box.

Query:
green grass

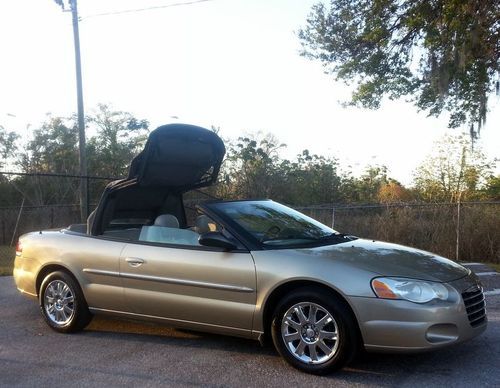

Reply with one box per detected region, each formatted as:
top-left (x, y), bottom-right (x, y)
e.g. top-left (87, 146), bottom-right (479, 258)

top-left (486, 262), bottom-right (500, 273)
top-left (0, 246), bottom-right (15, 276)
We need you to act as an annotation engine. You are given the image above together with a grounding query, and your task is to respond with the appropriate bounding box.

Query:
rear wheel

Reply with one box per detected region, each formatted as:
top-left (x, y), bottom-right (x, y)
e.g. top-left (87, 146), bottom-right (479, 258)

top-left (39, 271), bottom-right (92, 333)
top-left (271, 287), bottom-right (358, 375)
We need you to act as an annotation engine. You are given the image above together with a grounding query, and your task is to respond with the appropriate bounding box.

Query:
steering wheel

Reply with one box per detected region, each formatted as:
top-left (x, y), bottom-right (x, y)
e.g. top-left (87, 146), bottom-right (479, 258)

top-left (262, 225), bottom-right (281, 241)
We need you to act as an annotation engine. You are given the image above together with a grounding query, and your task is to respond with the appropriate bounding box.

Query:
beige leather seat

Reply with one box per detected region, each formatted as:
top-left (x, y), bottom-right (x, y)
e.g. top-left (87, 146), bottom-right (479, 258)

top-left (154, 214), bottom-right (179, 228)
top-left (139, 214), bottom-right (199, 245)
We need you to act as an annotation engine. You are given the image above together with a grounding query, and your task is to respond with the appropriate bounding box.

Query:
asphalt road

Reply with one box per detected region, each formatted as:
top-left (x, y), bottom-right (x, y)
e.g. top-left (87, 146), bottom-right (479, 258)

top-left (1, 267), bottom-right (499, 387)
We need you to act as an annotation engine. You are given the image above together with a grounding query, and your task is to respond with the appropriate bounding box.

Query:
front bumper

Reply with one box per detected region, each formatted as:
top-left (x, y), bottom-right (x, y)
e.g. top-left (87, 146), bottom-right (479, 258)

top-left (349, 275), bottom-right (487, 352)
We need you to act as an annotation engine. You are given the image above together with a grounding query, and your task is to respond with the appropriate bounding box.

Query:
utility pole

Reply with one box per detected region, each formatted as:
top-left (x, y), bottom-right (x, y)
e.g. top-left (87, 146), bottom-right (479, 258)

top-left (54, 0), bottom-right (88, 221)
top-left (69, 0), bottom-right (88, 222)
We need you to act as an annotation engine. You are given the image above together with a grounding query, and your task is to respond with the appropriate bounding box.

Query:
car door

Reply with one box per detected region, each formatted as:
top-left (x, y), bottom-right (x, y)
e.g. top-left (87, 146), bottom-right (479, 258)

top-left (72, 235), bottom-right (127, 311)
top-left (119, 241), bottom-right (256, 334)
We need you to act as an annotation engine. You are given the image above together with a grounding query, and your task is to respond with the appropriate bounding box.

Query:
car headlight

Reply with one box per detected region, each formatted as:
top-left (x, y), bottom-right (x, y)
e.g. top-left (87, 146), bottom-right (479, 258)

top-left (371, 277), bottom-right (449, 303)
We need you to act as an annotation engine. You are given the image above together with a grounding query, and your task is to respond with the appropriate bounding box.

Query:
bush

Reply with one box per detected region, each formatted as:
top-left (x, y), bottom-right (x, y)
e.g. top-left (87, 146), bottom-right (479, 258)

top-left (299, 203), bottom-right (500, 263)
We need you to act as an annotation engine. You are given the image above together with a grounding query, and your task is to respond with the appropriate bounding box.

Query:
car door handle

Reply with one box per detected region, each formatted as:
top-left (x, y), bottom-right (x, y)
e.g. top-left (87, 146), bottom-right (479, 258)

top-left (125, 257), bottom-right (145, 267)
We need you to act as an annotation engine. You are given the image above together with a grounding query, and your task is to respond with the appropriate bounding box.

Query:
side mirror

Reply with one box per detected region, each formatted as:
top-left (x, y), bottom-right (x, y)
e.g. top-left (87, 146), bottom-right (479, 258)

top-left (198, 231), bottom-right (237, 251)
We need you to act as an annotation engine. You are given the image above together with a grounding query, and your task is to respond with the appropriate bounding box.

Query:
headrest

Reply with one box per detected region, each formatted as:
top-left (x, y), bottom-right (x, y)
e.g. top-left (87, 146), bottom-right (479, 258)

top-left (195, 215), bottom-right (212, 234)
top-left (154, 214), bottom-right (179, 228)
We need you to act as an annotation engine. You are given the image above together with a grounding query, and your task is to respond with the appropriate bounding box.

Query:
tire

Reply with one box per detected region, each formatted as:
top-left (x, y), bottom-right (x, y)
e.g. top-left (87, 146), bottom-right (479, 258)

top-left (271, 287), bottom-right (358, 375)
top-left (39, 271), bottom-right (92, 333)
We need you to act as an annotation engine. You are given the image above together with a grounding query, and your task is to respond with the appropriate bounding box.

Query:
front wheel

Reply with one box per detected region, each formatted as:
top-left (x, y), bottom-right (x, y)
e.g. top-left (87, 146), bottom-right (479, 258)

top-left (271, 287), bottom-right (358, 375)
top-left (39, 271), bottom-right (92, 333)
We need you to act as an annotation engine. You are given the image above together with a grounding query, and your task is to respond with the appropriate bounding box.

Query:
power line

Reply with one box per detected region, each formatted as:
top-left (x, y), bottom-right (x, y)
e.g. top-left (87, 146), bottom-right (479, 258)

top-left (81, 0), bottom-right (215, 20)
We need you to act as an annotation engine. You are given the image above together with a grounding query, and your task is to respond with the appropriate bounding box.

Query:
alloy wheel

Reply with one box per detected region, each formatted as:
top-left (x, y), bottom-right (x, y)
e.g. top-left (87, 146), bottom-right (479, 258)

top-left (281, 302), bottom-right (339, 364)
top-left (43, 279), bottom-right (75, 326)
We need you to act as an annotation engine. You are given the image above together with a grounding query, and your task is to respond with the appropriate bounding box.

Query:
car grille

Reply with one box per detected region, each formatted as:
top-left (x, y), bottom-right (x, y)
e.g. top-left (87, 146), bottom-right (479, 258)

top-left (462, 287), bottom-right (486, 327)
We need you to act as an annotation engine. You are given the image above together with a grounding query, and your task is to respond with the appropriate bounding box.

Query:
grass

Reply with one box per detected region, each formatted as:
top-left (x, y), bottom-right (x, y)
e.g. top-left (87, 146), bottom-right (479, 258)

top-left (487, 262), bottom-right (500, 273)
top-left (0, 246), bottom-right (15, 276)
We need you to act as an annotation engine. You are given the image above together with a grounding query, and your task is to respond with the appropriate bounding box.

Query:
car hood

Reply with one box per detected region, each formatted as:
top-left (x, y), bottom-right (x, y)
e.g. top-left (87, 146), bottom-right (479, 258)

top-left (298, 239), bottom-right (469, 283)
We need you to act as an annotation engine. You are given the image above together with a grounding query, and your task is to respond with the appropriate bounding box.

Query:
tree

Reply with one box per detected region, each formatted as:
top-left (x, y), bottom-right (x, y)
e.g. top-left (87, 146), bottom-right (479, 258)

top-left (86, 104), bottom-right (149, 178)
top-left (481, 174), bottom-right (500, 200)
top-left (15, 117), bottom-right (79, 205)
top-left (9, 106), bottom-right (149, 206)
top-left (298, 0), bottom-right (499, 139)
top-left (0, 125), bottom-right (19, 169)
top-left (378, 180), bottom-right (411, 203)
top-left (219, 134), bottom-right (286, 199)
top-left (0, 125), bottom-right (20, 207)
top-left (413, 134), bottom-right (493, 202)
top-left (20, 117), bottom-right (79, 174)
top-left (340, 165), bottom-right (390, 203)
top-left (279, 150), bottom-right (343, 205)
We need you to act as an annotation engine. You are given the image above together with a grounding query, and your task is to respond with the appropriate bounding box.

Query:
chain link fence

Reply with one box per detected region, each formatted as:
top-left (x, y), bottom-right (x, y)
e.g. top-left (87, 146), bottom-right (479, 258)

top-left (297, 202), bottom-right (500, 264)
top-left (0, 171), bottom-right (215, 273)
top-left (1, 171), bottom-right (499, 275)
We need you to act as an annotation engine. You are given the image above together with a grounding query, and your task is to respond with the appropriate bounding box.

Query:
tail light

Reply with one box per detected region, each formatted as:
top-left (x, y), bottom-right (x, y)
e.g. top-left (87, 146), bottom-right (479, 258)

top-left (15, 240), bottom-right (23, 256)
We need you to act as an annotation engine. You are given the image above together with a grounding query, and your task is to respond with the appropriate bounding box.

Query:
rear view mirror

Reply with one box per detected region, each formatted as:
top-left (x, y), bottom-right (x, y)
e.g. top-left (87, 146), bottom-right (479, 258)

top-left (198, 232), bottom-right (237, 251)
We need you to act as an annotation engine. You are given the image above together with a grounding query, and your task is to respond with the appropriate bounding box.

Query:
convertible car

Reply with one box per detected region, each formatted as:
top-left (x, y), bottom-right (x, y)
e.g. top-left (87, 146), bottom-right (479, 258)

top-left (14, 124), bottom-right (486, 374)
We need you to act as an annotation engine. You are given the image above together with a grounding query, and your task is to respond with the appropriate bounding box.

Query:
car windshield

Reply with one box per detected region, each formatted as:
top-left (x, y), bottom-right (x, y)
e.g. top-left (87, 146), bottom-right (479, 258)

top-left (210, 200), bottom-right (350, 247)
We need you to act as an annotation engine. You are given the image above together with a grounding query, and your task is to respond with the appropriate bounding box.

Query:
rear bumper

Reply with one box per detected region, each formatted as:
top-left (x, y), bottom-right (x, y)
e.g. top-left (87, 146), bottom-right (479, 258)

top-left (13, 255), bottom-right (38, 298)
top-left (350, 275), bottom-right (487, 353)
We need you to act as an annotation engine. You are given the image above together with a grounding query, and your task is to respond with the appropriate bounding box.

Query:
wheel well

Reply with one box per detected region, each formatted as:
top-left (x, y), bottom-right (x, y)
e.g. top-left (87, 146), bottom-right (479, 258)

top-left (35, 264), bottom-right (78, 295)
top-left (261, 280), bottom-right (363, 345)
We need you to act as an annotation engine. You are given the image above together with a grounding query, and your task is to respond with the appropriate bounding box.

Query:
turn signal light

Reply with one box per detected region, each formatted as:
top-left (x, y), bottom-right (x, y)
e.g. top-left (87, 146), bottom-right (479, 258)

top-left (372, 279), bottom-right (398, 299)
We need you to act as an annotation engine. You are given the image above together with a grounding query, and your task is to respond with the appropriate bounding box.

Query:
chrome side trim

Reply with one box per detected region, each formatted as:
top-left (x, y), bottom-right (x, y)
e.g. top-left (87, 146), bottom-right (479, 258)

top-left (83, 269), bottom-right (120, 278)
top-left (119, 272), bottom-right (255, 293)
top-left (16, 287), bottom-right (38, 298)
top-left (88, 307), bottom-right (252, 335)
top-left (83, 268), bottom-right (254, 293)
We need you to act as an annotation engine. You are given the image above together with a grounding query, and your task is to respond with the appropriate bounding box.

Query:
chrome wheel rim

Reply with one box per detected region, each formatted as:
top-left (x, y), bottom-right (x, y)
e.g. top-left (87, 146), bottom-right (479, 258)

top-left (44, 280), bottom-right (75, 326)
top-left (281, 302), bottom-right (339, 365)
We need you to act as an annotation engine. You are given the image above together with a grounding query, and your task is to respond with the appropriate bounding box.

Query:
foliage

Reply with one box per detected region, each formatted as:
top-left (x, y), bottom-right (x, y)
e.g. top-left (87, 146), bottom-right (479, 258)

top-left (0, 125), bottom-right (19, 169)
top-left (278, 150), bottom-right (342, 205)
top-left (86, 104), bottom-right (149, 178)
top-left (218, 134), bottom-right (285, 199)
top-left (53, 0), bottom-right (65, 10)
top-left (12, 117), bottom-right (80, 205)
top-left (413, 134), bottom-right (493, 202)
top-left (482, 175), bottom-right (500, 200)
top-left (1, 107), bottom-right (498, 209)
top-left (7, 105), bottom-right (148, 206)
top-left (340, 165), bottom-right (390, 203)
top-left (216, 133), bottom-right (396, 205)
top-left (17, 105), bottom-right (149, 179)
top-left (378, 180), bottom-right (412, 203)
top-left (20, 117), bottom-right (79, 174)
top-left (0, 124), bottom-right (20, 206)
top-left (298, 0), bottom-right (500, 138)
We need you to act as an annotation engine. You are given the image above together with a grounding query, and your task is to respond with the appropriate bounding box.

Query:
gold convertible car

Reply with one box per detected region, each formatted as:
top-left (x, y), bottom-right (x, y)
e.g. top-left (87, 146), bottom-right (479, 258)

top-left (14, 124), bottom-right (487, 374)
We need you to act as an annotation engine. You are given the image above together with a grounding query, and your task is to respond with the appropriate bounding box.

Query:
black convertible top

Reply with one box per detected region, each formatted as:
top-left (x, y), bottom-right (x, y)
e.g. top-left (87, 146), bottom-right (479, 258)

top-left (127, 123), bottom-right (225, 188)
top-left (88, 123), bottom-right (226, 235)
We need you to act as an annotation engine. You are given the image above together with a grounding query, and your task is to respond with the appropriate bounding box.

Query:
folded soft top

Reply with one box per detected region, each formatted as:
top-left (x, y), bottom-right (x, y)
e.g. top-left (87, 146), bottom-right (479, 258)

top-left (128, 123), bottom-right (225, 188)
top-left (88, 123), bottom-right (226, 235)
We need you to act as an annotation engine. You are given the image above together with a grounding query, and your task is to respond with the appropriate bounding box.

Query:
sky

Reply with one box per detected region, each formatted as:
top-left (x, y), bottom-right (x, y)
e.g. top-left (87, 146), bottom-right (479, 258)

top-left (0, 0), bottom-right (499, 185)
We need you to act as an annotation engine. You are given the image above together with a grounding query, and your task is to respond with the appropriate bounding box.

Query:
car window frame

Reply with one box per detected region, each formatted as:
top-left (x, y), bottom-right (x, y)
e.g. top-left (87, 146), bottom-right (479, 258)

top-left (202, 199), bottom-right (351, 251)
